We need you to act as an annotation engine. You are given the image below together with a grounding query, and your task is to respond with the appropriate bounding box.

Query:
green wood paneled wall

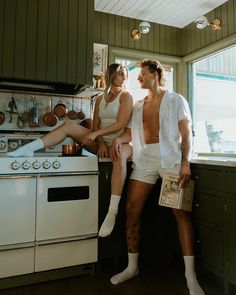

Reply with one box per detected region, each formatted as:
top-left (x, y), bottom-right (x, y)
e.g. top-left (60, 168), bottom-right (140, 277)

top-left (0, 0), bottom-right (94, 85)
top-left (180, 0), bottom-right (236, 56)
top-left (94, 0), bottom-right (236, 58)
top-left (93, 11), bottom-right (182, 57)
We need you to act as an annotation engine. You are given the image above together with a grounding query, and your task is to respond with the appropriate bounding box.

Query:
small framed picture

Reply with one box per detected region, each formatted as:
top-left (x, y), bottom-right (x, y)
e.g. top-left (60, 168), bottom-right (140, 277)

top-left (93, 43), bottom-right (108, 75)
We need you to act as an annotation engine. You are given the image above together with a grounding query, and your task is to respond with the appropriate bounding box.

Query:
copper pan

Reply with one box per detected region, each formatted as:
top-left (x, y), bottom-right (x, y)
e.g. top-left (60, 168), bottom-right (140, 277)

top-left (0, 111), bottom-right (5, 125)
top-left (62, 144), bottom-right (82, 156)
top-left (43, 98), bottom-right (58, 127)
top-left (80, 118), bottom-right (93, 130)
top-left (54, 98), bottom-right (68, 118)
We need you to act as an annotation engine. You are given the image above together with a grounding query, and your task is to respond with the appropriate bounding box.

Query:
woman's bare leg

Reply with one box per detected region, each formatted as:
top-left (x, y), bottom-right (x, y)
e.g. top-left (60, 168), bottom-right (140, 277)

top-left (110, 180), bottom-right (154, 284)
top-left (98, 144), bottom-right (132, 237)
top-left (42, 121), bottom-right (91, 147)
top-left (8, 121), bottom-right (98, 157)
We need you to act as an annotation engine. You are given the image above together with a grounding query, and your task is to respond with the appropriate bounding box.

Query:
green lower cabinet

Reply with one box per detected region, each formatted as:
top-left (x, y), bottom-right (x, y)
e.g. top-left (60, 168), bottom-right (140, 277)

top-left (195, 224), bottom-right (224, 273)
top-left (226, 199), bottom-right (236, 280)
top-left (192, 164), bottom-right (236, 294)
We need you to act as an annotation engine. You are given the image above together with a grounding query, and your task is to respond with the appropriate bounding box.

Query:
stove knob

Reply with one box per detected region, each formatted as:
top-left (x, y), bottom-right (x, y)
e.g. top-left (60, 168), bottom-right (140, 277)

top-left (43, 160), bottom-right (51, 169)
top-left (32, 160), bottom-right (41, 169)
top-left (52, 160), bottom-right (61, 169)
top-left (11, 160), bottom-right (20, 170)
top-left (9, 141), bottom-right (18, 150)
top-left (22, 160), bottom-right (31, 170)
top-left (0, 137), bottom-right (6, 150)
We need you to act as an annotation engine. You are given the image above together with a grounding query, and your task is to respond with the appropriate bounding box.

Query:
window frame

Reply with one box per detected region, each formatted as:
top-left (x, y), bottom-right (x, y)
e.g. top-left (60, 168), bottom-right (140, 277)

top-left (109, 47), bottom-right (181, 93)
top-left (184, 35), bottom-right (236, 157)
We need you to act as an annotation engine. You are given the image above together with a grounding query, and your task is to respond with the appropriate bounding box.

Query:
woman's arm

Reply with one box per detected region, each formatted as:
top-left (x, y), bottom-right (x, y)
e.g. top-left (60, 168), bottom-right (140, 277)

top-left (92, 94), bottom-right (105, 144)
top-left (94, 91), bottom-right (133, 138)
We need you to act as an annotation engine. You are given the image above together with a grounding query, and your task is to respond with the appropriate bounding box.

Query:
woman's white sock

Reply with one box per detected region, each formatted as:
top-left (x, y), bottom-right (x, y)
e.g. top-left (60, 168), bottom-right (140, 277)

top-left (98, 194), bottom-right (121, 237)
top-left (110, 253), bottom-right (139, 285)
top-left (184, 256), bottom-right (205, 295)
top-left (7, 138), bottom-right (44, 157)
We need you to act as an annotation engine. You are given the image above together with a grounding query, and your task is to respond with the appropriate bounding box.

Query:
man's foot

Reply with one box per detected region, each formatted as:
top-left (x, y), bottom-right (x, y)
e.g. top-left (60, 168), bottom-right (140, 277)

top-left (110, 267), bottom-right (139, 285)
top-left (98, 211), bottom-right (117, 237)
top-left (187, 278), bottom-right (205, 295)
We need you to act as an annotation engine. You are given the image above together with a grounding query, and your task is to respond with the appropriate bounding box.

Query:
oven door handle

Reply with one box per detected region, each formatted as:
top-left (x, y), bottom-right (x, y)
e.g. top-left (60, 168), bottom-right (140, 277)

top-left (0, 175), bottom-right (36, 179)
top-left (38, 172), bottom-right (99, 177)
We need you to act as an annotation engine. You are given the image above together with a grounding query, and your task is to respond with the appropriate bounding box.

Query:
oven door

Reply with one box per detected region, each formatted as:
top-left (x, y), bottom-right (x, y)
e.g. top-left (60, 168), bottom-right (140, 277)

top-left (36, 173), bottom-right (98, 241)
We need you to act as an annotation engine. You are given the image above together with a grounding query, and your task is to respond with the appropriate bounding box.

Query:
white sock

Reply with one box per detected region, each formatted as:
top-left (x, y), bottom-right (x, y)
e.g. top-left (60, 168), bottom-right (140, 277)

top-left (7, 139), bottom-right (44, 157)
top-left (184, 256), bottom-right (205, 295)
top-left (98, 195), bottom-right (121, 237)
top-left (110, 253), bottom-right (139, 285)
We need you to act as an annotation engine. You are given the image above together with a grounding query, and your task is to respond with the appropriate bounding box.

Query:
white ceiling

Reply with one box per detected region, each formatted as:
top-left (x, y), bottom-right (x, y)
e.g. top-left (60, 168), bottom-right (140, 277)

top-left (94, 0), bottom-right (228, 28)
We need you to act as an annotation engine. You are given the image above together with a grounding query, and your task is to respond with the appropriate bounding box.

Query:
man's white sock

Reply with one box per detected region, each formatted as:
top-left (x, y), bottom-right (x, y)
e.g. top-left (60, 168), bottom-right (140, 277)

top-left (110, 253), bottom-right (139, 285)
top-left (7, 138), bottom-right (44, 157)
top-left (184, 256), bottom-right (205, 295)
top-left (98, 194), bottom-right (121, 237)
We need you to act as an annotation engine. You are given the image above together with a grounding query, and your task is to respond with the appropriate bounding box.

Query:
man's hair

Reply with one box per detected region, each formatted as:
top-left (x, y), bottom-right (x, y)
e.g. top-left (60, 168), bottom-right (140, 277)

top-left (140, 59), bottom-right (166, 86)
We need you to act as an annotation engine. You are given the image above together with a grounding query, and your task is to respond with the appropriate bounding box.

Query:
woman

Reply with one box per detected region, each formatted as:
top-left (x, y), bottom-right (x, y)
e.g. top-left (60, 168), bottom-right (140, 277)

top-left (8, 63), bottom-right (133, 238)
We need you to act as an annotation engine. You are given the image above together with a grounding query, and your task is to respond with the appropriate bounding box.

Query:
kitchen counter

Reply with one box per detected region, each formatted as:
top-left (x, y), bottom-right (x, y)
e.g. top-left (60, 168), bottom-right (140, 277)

top-left (191, 156), bottom-right (236, 167)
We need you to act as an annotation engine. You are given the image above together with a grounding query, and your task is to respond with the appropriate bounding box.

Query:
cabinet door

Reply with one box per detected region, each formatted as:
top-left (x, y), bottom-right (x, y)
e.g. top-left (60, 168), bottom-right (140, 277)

top-left (195, 224), bottom-right (224, 273)
top-left (193, 192), bottom-right (223, 227)
top-left (226, 199), bottom-right (236, 279)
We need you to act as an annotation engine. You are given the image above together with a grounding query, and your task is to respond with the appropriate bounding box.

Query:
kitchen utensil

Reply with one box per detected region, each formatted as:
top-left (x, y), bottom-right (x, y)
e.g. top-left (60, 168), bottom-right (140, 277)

top-left (68, 98), bottom-right (78, 120)
top-left (62, 144), bottom-right (82, 156)
top-left (80, 118), bottom-right (93, 130)
top-left (43, 98), bottom-right (58, 127)
top-left (29, 98), bottom-right (39, 127)
top-left (54, 98), bottom-right (68, 119)
top-left (0, 111), bottom-right (5, 125)
top-left (20, 97), bottom-right (29, 123)
top-left (78, 99), bottom-right (85, 120)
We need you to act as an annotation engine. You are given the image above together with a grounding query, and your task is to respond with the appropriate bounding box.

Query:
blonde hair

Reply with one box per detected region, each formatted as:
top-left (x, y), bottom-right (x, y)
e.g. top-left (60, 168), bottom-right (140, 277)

top-left (104, 63), bottom-right (128, 96)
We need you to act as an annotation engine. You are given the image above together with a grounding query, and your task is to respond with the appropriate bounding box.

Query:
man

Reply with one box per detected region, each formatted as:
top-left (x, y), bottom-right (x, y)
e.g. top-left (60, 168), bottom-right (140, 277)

top-left (109, 59), bottom-right (204, 295)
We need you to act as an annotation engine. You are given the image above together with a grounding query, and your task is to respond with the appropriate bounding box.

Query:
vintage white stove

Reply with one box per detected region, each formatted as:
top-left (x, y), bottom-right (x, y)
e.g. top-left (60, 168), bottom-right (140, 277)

top-left (0, 132), bottom-right (99, 279)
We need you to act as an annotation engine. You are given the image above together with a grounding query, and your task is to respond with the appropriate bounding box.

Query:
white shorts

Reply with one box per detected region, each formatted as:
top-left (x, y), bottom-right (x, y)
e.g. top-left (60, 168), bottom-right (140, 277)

top-left (130, 143), bottom-right (180, 184)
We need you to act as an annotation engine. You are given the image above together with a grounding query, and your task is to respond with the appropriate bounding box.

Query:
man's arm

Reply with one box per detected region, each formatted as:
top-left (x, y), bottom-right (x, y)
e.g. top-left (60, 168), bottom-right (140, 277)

top-left (178, 119), bottom-right (192, 188)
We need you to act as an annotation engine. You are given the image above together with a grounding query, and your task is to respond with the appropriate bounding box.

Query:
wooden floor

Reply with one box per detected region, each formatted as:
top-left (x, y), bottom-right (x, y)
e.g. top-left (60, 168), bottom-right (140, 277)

top-left (0, 262), bottom-right (224, 295)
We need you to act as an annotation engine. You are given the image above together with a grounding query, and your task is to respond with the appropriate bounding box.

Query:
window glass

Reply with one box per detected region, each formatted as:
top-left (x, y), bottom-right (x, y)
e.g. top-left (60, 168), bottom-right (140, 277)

top-left (191, 46), bottom-right (236, 155)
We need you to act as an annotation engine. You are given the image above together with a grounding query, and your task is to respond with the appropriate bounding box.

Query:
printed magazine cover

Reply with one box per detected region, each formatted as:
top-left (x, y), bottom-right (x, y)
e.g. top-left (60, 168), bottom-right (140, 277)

top-left (158, 175), bottom-right (195, 212)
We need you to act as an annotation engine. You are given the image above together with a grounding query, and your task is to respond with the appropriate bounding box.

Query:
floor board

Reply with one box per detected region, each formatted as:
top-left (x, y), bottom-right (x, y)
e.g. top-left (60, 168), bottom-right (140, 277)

top-left (0, 264), bottom-right (224, 295)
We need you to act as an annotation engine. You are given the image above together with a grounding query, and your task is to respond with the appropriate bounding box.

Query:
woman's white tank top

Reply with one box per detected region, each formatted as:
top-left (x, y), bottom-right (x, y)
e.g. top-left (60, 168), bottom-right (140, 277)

top-left (98, 91), bottom-right (124, 146)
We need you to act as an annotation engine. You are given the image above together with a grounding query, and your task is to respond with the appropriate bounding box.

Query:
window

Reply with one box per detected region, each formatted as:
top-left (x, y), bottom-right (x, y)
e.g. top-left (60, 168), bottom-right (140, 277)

top-left (116, 58), bottom-right (174, 102)
top-left (190, 46), bottom-right (236, 155)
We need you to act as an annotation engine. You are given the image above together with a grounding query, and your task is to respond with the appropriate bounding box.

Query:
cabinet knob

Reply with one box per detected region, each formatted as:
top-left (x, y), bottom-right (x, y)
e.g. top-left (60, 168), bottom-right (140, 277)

top-left (195, 203), bottom-right (200, 207)
top-left (194, 176), bottom-right (199, 179)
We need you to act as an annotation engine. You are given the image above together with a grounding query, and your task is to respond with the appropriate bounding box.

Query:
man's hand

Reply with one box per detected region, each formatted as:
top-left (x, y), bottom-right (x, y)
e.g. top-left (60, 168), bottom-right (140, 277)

top-left (109, 138), bottom-right (122, 161)
top-left (97, 143), bottom-right (108, 158)
top-left (178, 161), bottom-right (191, 188)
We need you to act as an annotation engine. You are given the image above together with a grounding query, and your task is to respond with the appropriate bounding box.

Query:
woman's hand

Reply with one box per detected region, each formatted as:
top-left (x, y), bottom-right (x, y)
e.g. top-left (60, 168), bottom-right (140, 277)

top-left (109, 138), bottom-right (122, 161)
top-left (83, 131), bottom-right (98, 146)
top-left (97, 143), bottom-right (109, 158)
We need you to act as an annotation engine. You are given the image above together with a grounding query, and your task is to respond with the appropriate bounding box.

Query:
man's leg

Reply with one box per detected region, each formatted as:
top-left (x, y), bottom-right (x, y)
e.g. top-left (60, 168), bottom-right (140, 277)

top-left (111, 179), bottom-right (154, 284)
top-left (99, 144), bottom-right (132, 237)
top-left (172, 209), bottom-right (205, 295)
